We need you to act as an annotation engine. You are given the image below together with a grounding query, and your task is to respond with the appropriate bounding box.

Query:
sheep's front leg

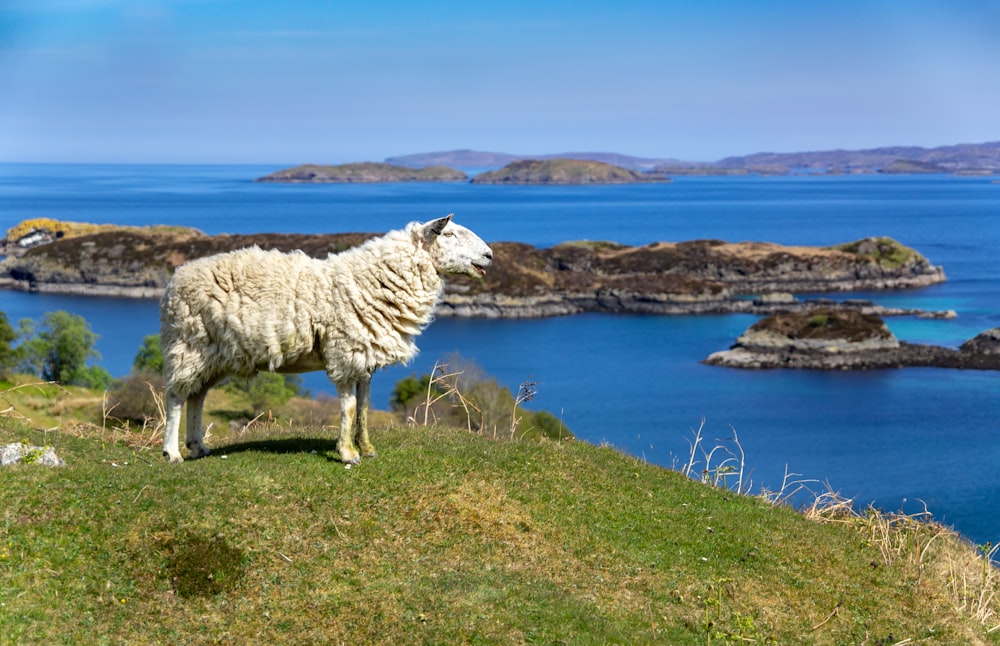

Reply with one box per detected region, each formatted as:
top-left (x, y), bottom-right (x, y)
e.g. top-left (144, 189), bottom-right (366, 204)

top-left (336, 382), bottom-right (362, 465)
top-left (354, 374), bottom-right (376, 458)
top-left (185, 386), bottom-right (212, 459)
top-left (163, 391), bottom-right (185, 463)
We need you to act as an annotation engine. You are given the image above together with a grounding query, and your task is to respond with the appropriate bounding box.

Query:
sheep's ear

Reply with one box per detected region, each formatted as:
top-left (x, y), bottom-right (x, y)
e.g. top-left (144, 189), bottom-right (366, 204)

top-left (423, 213), bottom-right (453, 240)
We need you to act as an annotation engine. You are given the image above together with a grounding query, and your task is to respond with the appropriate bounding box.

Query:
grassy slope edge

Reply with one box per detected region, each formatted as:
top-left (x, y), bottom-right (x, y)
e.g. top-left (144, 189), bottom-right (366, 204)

top-left (1, 417), bottom-right (998, 644)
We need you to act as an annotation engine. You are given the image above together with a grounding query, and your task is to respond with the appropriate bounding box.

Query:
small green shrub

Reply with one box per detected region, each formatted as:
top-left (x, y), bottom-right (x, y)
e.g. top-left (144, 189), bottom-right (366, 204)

top-left (0, 311), bottom-right (17, 378)
top-left (807, 314), bottom-right (829, 328)
top-left (225, 373), bottom-right (304, 413)
top-left (520, 410), bottom-right (571, 441)
top-left (392, 354), bottom-right (573, 440)
top-left (105, 370), bottom-right (165, 424)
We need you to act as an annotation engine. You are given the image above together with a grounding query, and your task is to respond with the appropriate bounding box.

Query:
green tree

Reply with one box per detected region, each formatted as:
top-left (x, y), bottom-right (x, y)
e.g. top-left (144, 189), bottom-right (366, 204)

top-left (390, 373), bottom-right (440, 412)
top-left (18, 311), bottom-right (112, 388)
top-left (0, 311), bottom-right (18, 379)
top-left (246, 372), bottom-right (294, 412)
top-left (133, 334), bottom-right (163, 374)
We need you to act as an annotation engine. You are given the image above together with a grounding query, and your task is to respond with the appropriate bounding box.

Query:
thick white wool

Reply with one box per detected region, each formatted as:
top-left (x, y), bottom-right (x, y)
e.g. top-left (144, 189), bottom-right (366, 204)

top-left (160, 215), bottom-right (492, 465)
top-left (161, 223), bottom-right (443, 398)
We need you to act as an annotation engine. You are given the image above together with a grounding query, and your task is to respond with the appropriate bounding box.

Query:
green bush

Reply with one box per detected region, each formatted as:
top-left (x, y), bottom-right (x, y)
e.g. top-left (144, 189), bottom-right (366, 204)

top-left (17, 311), bottom-right (112, 388)
top-left (225, 372), bottom-right (305, 413)
top-left (521, 410), bottom-right (572, 441)
top-left (0, 311), bottom-right (17, 378)
top-left (391, 354), bottom-right (573, 440)
top-left (390, 374), bottom-right (438, 412)
top-left (807, 314), bottom-right (829, 328)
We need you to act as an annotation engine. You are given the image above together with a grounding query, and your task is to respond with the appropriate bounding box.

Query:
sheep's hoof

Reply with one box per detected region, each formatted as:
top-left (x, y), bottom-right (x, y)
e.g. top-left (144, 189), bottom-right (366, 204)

top-left (163, 451), bottom-right (184, 464)
top-left (186, 443), bottom-right (211, 459)
top-left (363, 450), bottom-right (377, 458)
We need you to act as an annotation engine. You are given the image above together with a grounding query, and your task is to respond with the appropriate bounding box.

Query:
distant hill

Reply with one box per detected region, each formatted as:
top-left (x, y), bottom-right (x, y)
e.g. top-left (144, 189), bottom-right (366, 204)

top-left (255, 162), bottom-right (467, 183)
top-left (470, 159), bottom-right (670, 185)
top-left (385, 150), bottom-right (522, 170)
top-left (710, 141), bottom-right (1000, 174)
top-left (386, 142), bottom-right (1000, 175)
top-left (386, 149), bottom-right (682, 171)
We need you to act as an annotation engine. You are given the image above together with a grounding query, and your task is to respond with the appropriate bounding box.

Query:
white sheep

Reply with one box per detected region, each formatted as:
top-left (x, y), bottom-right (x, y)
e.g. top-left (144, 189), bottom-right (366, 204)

top-left (160, 214), bottom-right (492, 464)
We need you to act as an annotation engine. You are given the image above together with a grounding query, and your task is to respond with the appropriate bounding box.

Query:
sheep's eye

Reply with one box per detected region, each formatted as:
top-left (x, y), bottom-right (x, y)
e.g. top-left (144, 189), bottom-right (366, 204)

top-left (443, 231), bottom-right (455, 237)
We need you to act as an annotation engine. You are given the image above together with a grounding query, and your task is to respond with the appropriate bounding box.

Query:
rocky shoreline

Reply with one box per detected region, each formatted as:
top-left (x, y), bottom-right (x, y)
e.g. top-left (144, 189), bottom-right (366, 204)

top-left (704, 309), bottom-right (1000, 371)
top-left (0, 276), bottom-right (164, 299)
top-left (436, 292), bottom-right (956, 319)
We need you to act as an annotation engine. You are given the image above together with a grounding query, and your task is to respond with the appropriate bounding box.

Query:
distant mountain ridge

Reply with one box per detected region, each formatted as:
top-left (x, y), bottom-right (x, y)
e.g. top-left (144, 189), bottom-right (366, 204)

top-left (386, 141), bottom-right (1000, 174)
top-left (714, 141), bottom-right (1000, 173)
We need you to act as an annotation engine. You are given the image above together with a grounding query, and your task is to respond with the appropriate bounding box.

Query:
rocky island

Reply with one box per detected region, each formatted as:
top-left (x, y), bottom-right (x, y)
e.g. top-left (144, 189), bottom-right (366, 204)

top-left (704, 308), bottom-right (1000, 371)
top-left (255, 162), bottom-right (468, 183)
top-left (1, 219), bottom-right (949, 320)
top-left (470, 159), bottom-right (670, 184)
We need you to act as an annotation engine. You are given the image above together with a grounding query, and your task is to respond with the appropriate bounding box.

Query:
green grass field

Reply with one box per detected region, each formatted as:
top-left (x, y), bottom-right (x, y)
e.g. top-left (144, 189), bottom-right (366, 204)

top-left (2, 387), bottom-right (1000, 644)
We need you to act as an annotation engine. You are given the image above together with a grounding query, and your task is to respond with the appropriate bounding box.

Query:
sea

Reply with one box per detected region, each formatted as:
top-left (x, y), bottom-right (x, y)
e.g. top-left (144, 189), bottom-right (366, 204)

top-left (2, 163), bottom-right (999, 546)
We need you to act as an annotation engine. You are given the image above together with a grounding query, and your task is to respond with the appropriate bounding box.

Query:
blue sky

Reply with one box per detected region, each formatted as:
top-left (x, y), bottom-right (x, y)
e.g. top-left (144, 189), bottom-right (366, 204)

top-left (1, 0), bottom-right (998, 164)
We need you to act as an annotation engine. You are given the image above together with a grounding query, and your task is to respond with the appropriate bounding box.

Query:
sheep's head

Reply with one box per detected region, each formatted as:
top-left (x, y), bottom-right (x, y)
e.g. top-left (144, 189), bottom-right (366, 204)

top-left (421, 214), bottom-right (493, 279)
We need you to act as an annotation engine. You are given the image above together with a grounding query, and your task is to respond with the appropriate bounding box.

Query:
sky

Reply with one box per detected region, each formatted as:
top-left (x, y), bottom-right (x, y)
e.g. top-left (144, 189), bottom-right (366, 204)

top-left (0, 0), bottom-right (998, 164)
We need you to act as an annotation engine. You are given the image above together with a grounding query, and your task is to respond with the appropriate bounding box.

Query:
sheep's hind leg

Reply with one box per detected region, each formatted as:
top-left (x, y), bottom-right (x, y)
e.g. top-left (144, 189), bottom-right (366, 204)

top-left (185, 386), bottom-right (212, 459)
top-left (354, 374), bottom-right (376, 458)
top-left (336, 382), bottom-right (361, 465)
top-left (163, 392), bottom-right (185, 463)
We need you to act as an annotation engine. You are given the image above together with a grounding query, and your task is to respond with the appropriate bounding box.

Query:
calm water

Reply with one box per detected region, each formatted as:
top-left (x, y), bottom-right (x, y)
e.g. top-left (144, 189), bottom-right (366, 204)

top-left (2, 164), bottom-right (1000, 545)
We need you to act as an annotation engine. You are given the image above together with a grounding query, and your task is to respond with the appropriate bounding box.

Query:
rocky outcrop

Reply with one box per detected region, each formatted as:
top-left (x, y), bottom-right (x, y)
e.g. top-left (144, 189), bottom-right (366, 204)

top-left (470, 159), bottom-right (670, 184)
top-left (0, 221), bottom-right (950, 319)
top-left (255, 163), bottom-right (468, 183)
top-left (0, 228), bottom-right (373, 296)
top-left (1, 219), bottom-right (203, 259)
top-left (1, 443), bottom-right (65, 467)
top-left (705, 308), bottom-right (1000, 371)
top-left (437, 237), bottom-right (947, 317)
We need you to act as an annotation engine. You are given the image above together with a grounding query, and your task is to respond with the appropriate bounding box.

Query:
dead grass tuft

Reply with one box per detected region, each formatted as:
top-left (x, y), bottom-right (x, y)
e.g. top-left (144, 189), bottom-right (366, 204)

top-left (802, 489), bottom-right (1000, 631)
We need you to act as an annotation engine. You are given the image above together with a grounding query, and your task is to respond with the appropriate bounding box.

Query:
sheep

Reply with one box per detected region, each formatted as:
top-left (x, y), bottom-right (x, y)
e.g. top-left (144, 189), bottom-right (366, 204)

top-left (160, 214), bottom-right (492, 464)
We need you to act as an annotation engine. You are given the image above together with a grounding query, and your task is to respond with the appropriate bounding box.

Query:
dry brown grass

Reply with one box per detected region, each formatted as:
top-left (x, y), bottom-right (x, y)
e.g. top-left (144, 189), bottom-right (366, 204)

top-left (801, 489), bottom-right (1000, 634)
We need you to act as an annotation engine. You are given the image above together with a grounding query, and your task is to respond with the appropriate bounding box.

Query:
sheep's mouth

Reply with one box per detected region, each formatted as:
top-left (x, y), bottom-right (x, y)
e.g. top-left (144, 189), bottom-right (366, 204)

top-left (471, 260), bottom-right (490, 277)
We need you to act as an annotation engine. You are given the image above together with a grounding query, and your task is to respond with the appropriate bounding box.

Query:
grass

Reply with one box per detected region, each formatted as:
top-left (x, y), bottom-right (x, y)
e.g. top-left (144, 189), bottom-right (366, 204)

top-left (3, 395), bottom-right (1000, 643)
top-left (831, 237), bottom-right (917, 269)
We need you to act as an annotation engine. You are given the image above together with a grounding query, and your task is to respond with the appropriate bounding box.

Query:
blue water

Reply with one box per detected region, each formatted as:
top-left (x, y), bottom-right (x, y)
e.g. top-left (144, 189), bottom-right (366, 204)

top-left (3, 164), bottom-right (1000, 545)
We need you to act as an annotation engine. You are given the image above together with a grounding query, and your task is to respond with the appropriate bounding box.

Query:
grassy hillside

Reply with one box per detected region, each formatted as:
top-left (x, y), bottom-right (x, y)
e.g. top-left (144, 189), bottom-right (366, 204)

top-left (2, 401), bottom-right (1000, 643)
